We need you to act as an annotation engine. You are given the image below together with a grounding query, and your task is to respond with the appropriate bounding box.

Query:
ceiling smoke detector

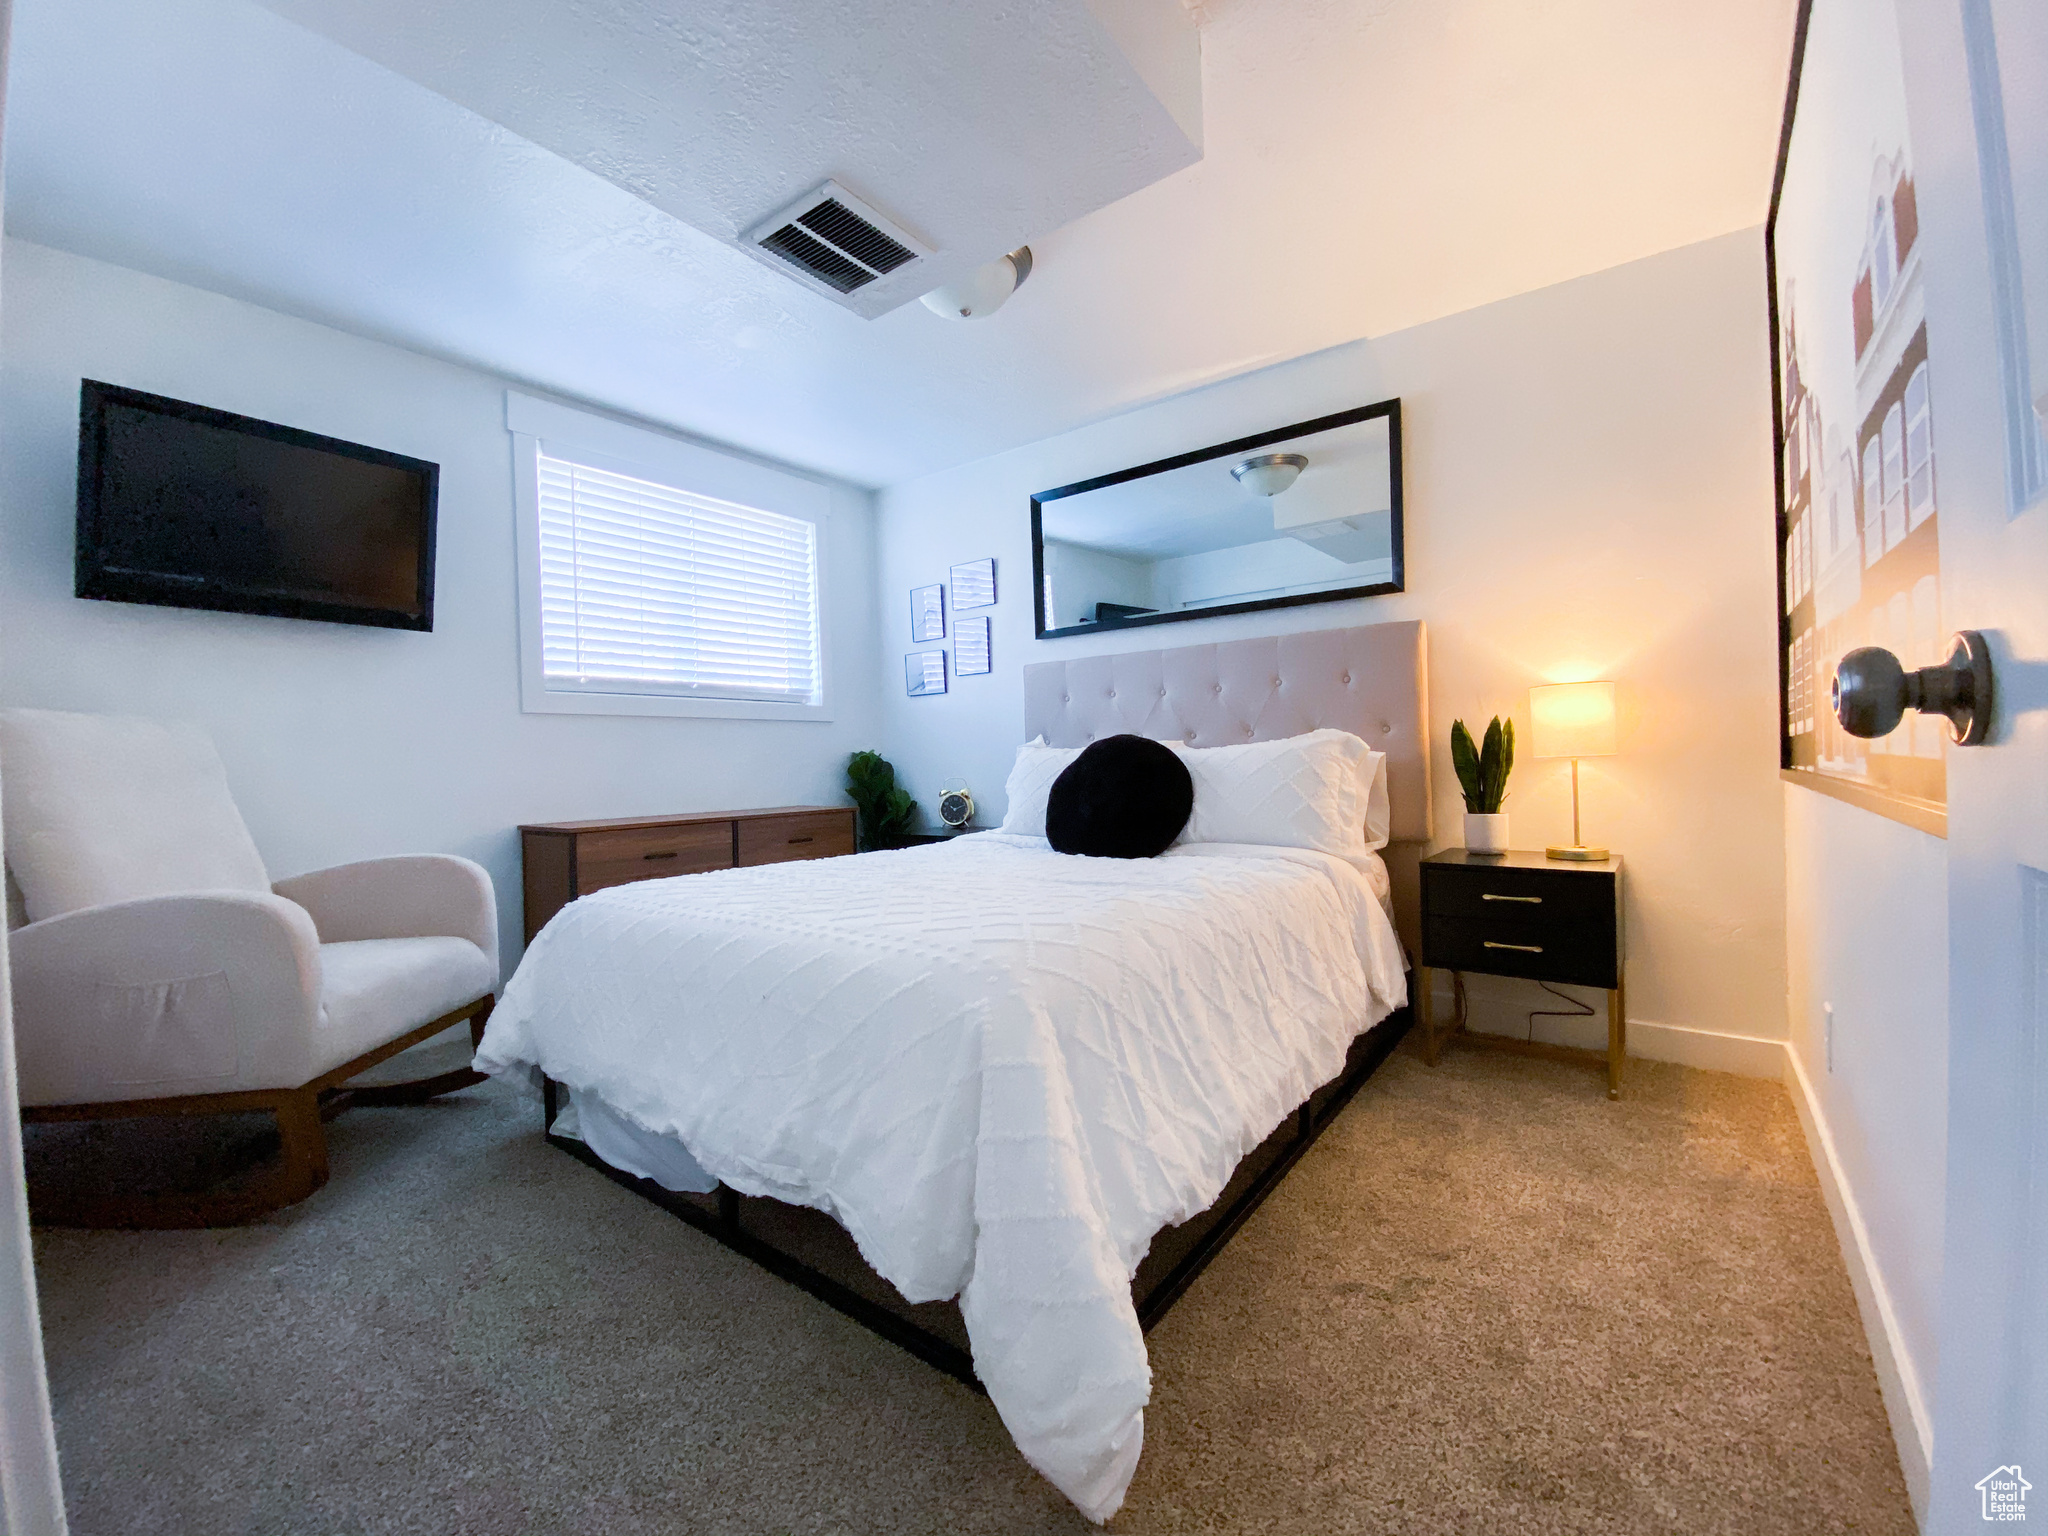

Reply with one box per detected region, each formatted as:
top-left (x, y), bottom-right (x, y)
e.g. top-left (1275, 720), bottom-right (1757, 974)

top-left (744, 181), bottom-right (931, 305)
top-left (921, 247), bottom-right (1033, 319)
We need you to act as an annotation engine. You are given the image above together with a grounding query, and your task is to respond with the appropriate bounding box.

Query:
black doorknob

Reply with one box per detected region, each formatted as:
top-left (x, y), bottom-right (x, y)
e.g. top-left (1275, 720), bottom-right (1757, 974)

top-left (1831, 630), bottom-right (1993, 745)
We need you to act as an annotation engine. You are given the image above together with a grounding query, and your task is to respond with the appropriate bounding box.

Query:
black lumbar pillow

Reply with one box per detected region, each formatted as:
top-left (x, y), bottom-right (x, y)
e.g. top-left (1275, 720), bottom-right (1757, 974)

top-left (1045, 734), bottom-right (1194, 859)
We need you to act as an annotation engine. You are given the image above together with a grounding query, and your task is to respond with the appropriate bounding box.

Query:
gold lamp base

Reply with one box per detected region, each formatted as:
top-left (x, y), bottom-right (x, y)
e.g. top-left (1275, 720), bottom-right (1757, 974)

top-left (1546, 844), bottom-right (1609, 861)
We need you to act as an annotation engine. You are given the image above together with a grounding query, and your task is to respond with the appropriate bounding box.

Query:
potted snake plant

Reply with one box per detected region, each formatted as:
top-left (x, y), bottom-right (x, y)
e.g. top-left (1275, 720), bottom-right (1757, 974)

top-left (1451, 716), bottom-right (1515, 855)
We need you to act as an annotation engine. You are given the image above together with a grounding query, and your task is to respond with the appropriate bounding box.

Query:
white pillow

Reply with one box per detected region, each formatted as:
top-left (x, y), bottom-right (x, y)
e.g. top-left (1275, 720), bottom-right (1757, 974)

top-left (997, 737), bottom-right (1084, 838)
top-left (1361, 750), bottom-right (1392, 851)
top-left (1173, 728), bottom-right (1385, 858)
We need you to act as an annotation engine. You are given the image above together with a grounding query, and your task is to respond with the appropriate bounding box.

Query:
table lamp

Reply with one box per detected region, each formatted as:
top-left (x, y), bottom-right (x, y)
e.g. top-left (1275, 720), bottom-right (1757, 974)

top-left (1529, 681), bottom-right (1617, 861)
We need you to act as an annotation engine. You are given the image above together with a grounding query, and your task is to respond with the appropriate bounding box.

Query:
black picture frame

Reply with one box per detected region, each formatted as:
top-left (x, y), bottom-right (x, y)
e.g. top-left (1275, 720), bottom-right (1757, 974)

top-left (1765, 0), bottom-right (1948, 829)
top-left (75, 379), bottom-right (439, 632)
top-left (1765, 0), bottom-right (1812, 781)
top-left (1030, 399), bottom-right (1403, 641)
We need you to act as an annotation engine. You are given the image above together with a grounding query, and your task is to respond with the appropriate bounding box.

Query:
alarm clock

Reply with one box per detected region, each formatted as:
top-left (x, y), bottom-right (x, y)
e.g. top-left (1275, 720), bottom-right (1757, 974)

top-left (938, 781), bottom-right (975, 830)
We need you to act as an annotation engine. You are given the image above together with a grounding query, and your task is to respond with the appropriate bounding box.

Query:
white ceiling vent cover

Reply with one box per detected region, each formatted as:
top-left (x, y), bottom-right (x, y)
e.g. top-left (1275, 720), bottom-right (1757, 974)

top-left (744, 182), bottom-right (931, 304)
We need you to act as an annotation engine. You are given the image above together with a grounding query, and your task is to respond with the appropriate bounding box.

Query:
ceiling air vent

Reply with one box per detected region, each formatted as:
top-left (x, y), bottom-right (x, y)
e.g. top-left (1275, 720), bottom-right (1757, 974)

top-left (744, 182), bottom-right (930, 301)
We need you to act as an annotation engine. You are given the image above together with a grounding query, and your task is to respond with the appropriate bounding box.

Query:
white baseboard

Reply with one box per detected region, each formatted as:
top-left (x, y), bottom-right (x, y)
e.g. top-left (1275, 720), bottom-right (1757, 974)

top-left (1447, 986), bottom-right (1790, 1079)
top-left (1783, 1047), bottom-right (1932, 1526)
top-left (1625, 1020), bottom-right (1788, 1079)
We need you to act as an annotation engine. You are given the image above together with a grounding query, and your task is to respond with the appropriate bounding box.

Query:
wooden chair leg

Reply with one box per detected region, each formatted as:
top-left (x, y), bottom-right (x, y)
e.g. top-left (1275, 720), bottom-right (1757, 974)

top-left (28, 1090), bottom-right (330, 1230)
top-left (341, 997), bottom-right (495, 1108)
top-left (27, 996), bottom-right (495, 1227)
top-left (469, 994), bottom-right (494, 1050)
top-left (271, 1088), bottom-right (329, 1202)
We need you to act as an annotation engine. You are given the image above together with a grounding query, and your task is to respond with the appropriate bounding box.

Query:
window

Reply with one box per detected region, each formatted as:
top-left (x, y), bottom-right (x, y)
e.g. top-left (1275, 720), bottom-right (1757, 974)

top-left (537, 453), bottom-right (818, 703)
top-left (1862, 436), bottom-right (1884, 566)
top-left (1904, 361), bottom-right (1935, 527)
top-left (509, 392), bottom-right (832, 720)
top-left (1881, 401), bottom-right (1907, 551)
top-left (1785, 509), bottom-right (1813, 608)
top-left (1870, 198), bottom-right (1896, 312)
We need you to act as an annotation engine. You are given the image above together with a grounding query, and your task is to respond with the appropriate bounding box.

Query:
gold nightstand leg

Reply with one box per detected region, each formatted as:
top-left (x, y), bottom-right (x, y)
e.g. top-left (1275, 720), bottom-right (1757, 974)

top-left (1419, 965), bottom-right (1439, 1064)
top-left (1607, 981), bottom-right (1626, 1100)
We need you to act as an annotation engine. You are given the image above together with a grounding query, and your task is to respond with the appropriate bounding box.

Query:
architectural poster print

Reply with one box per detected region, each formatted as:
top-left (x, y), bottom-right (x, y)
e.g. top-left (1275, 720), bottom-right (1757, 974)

top-left (1770, 0), bottom-right (1945, 810)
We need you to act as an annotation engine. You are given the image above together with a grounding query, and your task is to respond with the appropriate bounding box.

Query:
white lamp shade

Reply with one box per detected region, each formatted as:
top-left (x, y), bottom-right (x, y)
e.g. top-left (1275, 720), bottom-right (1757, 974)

top-left (1529, 681), bottom-right (1618, 759)
top-left (920, 254), bottom-right (1020, 319)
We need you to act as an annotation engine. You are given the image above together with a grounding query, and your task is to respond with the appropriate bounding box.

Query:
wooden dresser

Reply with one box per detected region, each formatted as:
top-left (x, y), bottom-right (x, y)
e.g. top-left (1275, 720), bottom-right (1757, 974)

top-left (519, 805), bottom-right (857, 943)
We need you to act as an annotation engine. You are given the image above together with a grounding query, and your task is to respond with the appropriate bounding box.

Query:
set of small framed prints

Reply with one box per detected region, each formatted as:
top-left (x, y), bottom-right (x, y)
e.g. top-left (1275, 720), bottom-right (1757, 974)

top-left (906, 558), bottom-right (996, 697)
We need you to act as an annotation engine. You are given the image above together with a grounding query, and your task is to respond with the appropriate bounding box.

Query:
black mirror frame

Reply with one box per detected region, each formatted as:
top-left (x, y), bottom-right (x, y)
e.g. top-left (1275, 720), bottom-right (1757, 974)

top-left (1030, 398), bottom-right (1404, 641)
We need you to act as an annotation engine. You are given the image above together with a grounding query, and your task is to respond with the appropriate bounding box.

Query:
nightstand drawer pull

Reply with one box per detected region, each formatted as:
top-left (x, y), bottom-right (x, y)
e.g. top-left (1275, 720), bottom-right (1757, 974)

top-left (1481, 893), bottom-right (1542, 904)
top-left (642, 850), bottom-right (679, 861)
top-left (1482, 940), bottom-right (1544, 953)
top-left (787, 835), bottom-right (814, 844)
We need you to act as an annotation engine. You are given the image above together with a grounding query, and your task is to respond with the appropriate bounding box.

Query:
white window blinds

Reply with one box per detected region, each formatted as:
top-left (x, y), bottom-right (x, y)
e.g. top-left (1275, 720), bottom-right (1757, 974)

top-left (537, 451), bottom-right (821, 704)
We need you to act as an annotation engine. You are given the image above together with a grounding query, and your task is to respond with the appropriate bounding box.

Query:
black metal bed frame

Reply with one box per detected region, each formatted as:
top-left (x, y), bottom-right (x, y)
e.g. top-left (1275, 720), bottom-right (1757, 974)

top-left (542, 1002), bottom-right (1412, 1391)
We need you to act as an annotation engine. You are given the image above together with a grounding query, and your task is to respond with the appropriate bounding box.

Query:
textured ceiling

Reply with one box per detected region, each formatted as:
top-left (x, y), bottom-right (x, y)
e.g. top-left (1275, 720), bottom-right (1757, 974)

top-left (246, 0), bottom-right (1201, 317)
top-left (3, 0), bottom-right (1796, 488)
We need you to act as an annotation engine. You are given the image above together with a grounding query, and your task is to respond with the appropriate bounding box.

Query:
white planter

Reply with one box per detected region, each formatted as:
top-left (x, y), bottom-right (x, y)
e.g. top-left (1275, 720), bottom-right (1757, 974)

top-left (1464, 812), bottom-right (1510, 854)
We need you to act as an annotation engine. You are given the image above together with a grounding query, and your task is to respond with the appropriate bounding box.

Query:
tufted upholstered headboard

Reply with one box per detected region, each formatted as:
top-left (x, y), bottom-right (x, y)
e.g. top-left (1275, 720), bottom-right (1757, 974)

top-left (1021, 620), bottom-right (1432, 845)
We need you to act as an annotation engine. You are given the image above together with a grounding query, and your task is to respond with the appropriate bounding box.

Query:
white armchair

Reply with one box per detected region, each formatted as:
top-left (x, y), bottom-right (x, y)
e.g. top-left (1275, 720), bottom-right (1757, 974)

top-left (3, 708), bottom-right (498, 1226)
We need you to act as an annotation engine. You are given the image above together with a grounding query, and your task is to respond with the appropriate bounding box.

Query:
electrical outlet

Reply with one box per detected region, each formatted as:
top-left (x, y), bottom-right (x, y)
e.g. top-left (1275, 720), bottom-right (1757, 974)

top-left (1825, 1002), bottom-right (1835, 1074)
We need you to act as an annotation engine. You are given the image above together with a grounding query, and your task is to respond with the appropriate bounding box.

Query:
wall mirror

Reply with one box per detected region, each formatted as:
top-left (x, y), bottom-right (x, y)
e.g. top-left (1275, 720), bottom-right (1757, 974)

top-left (1031, 400), bottom-right (1403, 639)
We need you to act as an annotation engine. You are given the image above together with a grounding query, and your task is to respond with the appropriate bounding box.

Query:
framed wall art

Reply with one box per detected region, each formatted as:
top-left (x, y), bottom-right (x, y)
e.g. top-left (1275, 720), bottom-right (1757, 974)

top-left (911, 584), bottom-right (946, 643)
top-left (1769, 0), bottom-right (1946, 832)
top-left (905, 649), bottom-right (948, 697)
top-left (955, 616), bottom-right (991, 676)
top-left (951, 557), bottom-right (997, 610)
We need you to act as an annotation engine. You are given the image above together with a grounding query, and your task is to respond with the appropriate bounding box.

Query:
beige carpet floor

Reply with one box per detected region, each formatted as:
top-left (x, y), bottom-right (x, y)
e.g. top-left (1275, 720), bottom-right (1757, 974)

top-left (30, 1044), bottom-right (1916, 1535)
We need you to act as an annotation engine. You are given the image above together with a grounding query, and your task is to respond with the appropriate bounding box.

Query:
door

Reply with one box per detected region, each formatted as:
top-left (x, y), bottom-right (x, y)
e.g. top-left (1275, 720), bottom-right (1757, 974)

top-left (0, 0), bottom-right (70, 1527)
top-left (1892, 0), bottom-right (2048, 1528)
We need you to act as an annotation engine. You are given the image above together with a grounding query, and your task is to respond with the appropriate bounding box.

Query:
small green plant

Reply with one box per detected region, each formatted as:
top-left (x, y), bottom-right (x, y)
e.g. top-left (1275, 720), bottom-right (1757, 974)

top-left (846, 750), bottom-right (917, 851)
top-left (1450, 716), bottom-right (1515, 814)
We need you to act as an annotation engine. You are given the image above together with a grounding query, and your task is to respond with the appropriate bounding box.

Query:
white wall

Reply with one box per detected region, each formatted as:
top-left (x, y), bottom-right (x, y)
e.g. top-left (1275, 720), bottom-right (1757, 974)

top-left (1783, 784), bottom-right (1944, 1507)
top-left (0, 240), bottom-right (881, 971)
top-left (874, 228), bottom-right (1789, 1060)
top-left (1041, 538), bottom-right (1155, 627)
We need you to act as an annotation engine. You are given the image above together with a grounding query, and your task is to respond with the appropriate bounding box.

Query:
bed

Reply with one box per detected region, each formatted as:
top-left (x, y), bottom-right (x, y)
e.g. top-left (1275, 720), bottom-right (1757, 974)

top-left (476, 619), bottom-right (1432, 1521)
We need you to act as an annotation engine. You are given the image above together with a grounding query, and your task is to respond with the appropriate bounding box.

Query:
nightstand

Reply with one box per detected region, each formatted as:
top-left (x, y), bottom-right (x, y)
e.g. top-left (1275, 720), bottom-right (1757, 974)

top-left (1418, 849), bottom-right (1626, 1098)
top-left (884, 827), bottom-right (983, 847)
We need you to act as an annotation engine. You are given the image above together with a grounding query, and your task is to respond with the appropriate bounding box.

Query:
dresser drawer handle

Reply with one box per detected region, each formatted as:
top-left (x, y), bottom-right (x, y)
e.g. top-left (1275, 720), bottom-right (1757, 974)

top-left (642, 850), bottom-right (679, 861)
top-left (1482, 893), bottom-right (1542, 904)
top-left (787, 835), bottom-right (814, 844)
top-left (1483, 940), bottom-right (1544, 953)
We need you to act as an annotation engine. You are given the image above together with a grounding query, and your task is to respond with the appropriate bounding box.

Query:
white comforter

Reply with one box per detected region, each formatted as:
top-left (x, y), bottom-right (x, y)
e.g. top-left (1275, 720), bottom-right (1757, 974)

top-left (476, 832), bottom-right (1406, 1520)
